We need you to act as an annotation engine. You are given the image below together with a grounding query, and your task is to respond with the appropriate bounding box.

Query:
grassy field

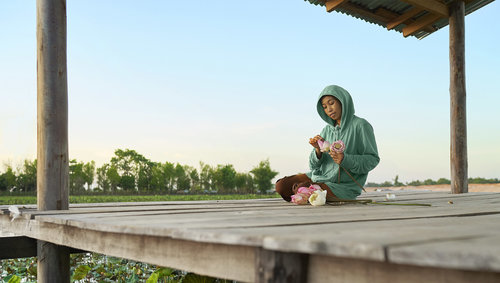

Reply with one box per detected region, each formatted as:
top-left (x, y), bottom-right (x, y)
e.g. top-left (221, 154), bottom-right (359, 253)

top-left (0, 193), bottom-right (280, 205)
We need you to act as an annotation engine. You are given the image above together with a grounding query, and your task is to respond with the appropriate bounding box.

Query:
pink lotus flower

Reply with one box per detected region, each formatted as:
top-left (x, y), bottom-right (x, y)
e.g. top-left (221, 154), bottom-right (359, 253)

top-left (291, 193), bottom-right (309, 205)
top-left (331, 140), bottom-right (345, 153)
top-left (317, 140), bottom-right (331, 153)
top-left (297, 184), bottom-right (320, 195)
top-left (291, 184), bottom-right (323, 205)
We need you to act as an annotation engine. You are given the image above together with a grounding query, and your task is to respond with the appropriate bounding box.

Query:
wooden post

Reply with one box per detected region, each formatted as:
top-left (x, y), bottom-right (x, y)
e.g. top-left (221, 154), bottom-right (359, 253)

top-left (38, 242), bottom-right (70, 282)
top-left (255, 248), bottom-right (309, 283)
top-left (449, 0), bottom-right (468, 194)
top-left (36, 0), bottom-right (70, 281)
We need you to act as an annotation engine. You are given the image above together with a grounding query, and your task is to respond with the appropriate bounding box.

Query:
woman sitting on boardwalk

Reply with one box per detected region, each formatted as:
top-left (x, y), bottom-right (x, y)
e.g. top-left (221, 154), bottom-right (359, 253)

top-left (276, 85), bottom-right (380, 201)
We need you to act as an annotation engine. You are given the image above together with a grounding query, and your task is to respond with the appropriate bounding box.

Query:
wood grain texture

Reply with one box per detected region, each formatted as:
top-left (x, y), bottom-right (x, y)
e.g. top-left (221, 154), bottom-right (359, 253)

top-left (2, 193), bottom-right (500, 281)
top-left (308, 255), bottom-right (500, 283)
top-left (449, 0), bottom-right (468, 194)
top-left (36, 0), bottom-right (70, 281)
top-left (36, 0), bottom-right (69, 211)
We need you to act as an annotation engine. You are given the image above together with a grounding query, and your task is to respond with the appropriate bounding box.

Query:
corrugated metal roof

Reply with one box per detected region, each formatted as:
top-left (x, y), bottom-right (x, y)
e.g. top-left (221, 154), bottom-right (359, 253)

top-left (305, 0), bottom-right (495, 39)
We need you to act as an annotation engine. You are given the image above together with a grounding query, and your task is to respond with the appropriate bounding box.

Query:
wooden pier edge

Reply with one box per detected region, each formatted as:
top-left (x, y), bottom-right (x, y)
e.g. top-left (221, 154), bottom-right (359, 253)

top-left (2, 216), bottom-right (498, 283)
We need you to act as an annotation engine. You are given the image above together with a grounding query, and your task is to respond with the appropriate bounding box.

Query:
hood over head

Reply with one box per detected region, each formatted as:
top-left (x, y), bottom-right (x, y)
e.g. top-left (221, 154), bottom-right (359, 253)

top-left (316, 85), bottom-right (355, 129)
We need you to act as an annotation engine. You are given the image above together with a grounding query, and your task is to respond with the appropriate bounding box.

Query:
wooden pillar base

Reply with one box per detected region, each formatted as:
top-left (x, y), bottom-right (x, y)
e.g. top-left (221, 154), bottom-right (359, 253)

top-left (255, 248), bottom-right (309, 283)
top-left (37, 240), bottom-right (70, 283)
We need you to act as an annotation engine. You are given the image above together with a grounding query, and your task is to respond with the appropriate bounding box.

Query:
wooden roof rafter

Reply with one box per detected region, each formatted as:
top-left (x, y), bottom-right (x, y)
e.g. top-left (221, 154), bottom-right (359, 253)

top-left (323, 0), bottom-right (439, 36)
top-left (386, 7), bottom-right (425, 30)
top-left (402, 11), bottom-right (443, 36)
top-left (401, 0), bottom-right (449, 17)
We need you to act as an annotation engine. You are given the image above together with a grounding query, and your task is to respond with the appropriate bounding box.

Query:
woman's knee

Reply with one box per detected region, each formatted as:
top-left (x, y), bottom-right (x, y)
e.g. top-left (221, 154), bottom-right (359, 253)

top-left (275, 177), bottom-right (293, 201)
top-left (275, 174), bottom-right (311, 202)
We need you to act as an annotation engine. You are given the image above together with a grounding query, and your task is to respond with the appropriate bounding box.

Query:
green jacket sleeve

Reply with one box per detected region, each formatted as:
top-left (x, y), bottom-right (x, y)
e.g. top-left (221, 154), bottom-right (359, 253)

top-left (340, 122), bottom-right (379, 174)
top-left (309, 149), bottom-right (325, 171)
top-left (309, 128), bottom-right (328, 171)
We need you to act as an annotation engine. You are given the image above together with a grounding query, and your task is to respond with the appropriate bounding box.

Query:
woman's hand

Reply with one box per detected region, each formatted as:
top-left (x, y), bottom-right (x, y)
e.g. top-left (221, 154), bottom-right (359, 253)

top-left (329, 151), bottom-right (344, 164)
top-left (309, 135), bottom-right (324, 150)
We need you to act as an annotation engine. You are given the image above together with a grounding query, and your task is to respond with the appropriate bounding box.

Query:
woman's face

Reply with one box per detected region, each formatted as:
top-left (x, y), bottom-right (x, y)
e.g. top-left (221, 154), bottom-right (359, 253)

top-left (321, 95), bottom-right (342, 124)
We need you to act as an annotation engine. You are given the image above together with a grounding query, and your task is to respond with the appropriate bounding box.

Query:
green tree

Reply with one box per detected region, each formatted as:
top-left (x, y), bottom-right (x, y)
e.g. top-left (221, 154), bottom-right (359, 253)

top-left (16, 159), bottom-right (37, 192)
top-left (185, 166), bottom-right (200, 193)
top-left (119, 175), bottom-right (136, 191)
top-left (150, 162), bottom-right (176, 193)
top-left (82, 161), bottom-right (96, 190)
top-left (393, 175), bottom-right (404, 187)
top-left (407, 180), bottom-right (422, 186)
top-left (106, 165), bottom-right (121, 192)
top-left (69, 159), bottom-right (86, 193)
top-left (0, 165), bottom-right (17, 192)
top-left (199, 162), bottom-right (214, 193)
top-left (422, 179), bottom-right (436, 185)
top-left (96, 164), bottom-right (111, 192)
top-left (250, 159), bottom-right (278, 194)
top-left (213, 164), bottom-right (237, 194)
top-left (137, 160), bottom-right (154, 192)
top-left (174, 163), bottom-right (190, 192)
top-left (235, 172), bottom-right (255, 194)
top-left (110, 149), bottom-right (151, 191)
top-left (436, 178), bottom-right (450, 185)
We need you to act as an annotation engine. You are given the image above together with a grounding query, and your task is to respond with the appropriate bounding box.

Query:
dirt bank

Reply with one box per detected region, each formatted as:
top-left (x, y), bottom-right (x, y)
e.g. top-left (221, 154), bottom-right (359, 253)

top-left (365, 183), bottom-right (500, 193)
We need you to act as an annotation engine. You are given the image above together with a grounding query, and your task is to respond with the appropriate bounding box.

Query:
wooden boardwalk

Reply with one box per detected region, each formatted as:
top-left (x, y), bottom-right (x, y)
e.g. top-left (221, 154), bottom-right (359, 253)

top-left (2, 191), bottom-right (500, 282)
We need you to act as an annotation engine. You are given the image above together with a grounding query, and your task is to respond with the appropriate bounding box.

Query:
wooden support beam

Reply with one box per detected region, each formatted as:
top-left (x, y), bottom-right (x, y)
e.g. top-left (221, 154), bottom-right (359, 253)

top-left (325, 0), bottom-right (349, 13)
top-left (36, 0), bottom-right (70, 281)
top-left (0, 236), bottom-right (37, 259)
top-left (402, 12), bottom-right (441, 37)
top-left (38, 241), bottom-right (70, 282)
top-left (37, 0), bottom-right (69, 211)
top-left (0, 236), bottom-right (87, 259)
top-left (255, 248), bottom-right (308, 283)
top-left (449, 0), bottom-right (468, 194)
top-left (387, 8), bottom-right (424, 30)
top-left (401, 0), bottom-right (449, 17)
top-left (343, 2), bottom-right (390, 24)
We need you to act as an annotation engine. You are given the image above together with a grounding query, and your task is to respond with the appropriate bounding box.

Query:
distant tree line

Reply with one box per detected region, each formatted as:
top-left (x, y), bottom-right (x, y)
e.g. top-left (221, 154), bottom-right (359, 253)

top-left (0, 149), bottom-right (278, 195)
top-left (366, 175), bottom-right (500, 187)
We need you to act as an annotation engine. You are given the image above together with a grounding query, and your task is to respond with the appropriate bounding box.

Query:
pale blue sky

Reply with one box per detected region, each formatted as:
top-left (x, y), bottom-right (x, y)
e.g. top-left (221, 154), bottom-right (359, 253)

top-left (1, 1), bottom-right (499, 183)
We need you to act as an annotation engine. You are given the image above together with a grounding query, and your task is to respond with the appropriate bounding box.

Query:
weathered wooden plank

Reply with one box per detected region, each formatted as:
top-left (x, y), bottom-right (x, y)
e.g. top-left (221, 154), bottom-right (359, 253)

top-left (308, 255), bottom-right (500, 283)
top-left (5, 191), bottom-right (497, 216)
top-left (192, 214), bottom-right (500, 267)
top-left (37, 221), bottom-right (255, 282)
top-left (32, 195), bottom-right (500, 233)
top-left (8, 211), bottom-right (500, 271)
top-left (389, 235), bottom-right (500, 271)
top-left (4, 198), bottom-right (500, 274)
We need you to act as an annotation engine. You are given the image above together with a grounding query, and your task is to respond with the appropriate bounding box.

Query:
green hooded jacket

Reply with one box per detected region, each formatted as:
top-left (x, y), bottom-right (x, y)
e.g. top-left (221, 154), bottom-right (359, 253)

top-left (306, 85), bottom-right (379, 199)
